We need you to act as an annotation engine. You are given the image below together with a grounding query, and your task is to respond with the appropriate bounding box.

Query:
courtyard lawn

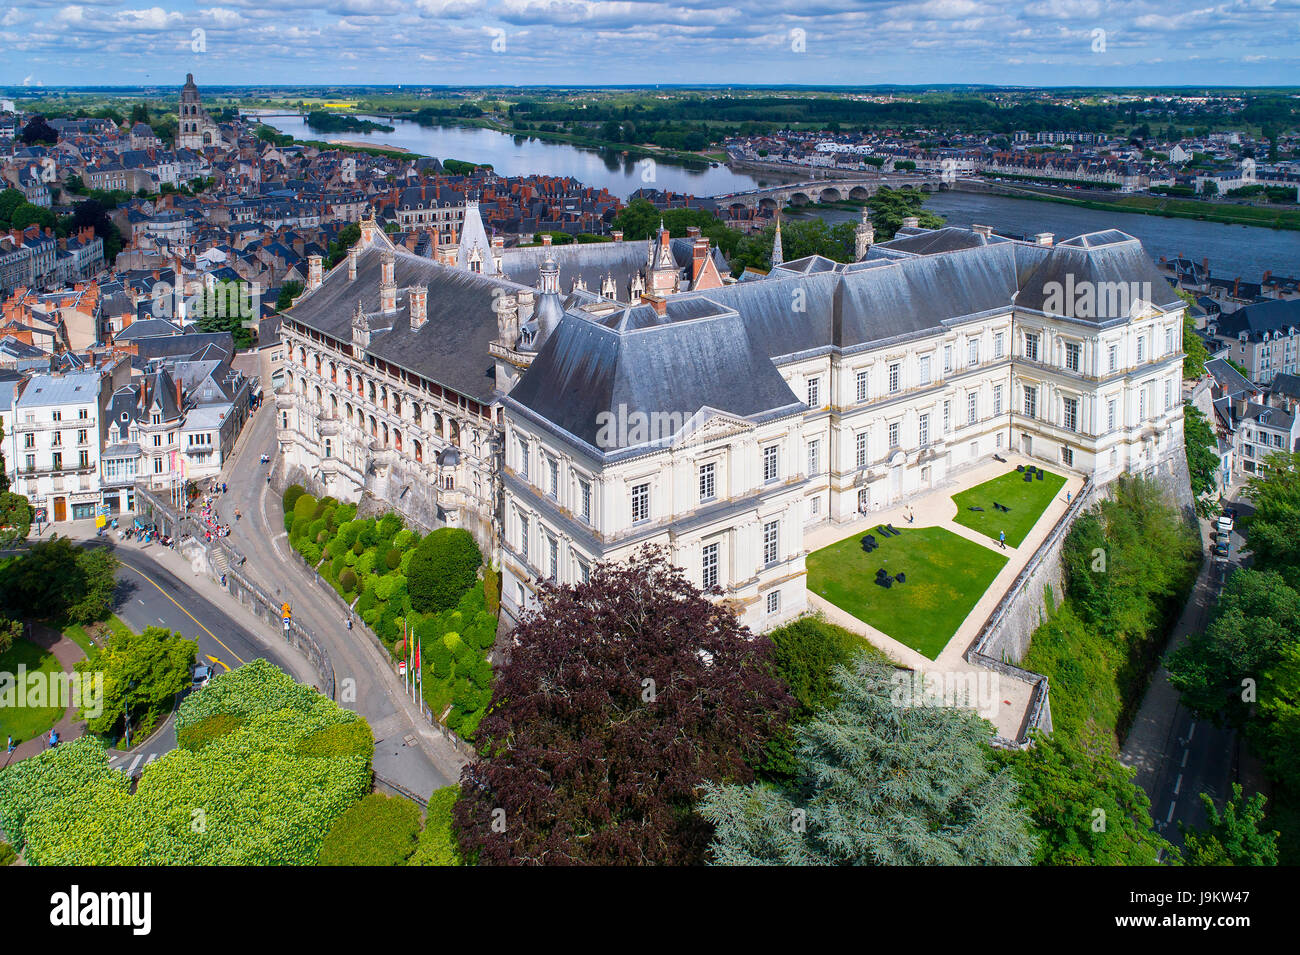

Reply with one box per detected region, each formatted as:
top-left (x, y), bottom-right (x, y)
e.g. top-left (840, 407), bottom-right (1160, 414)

top-left (807, 525), bottom-right (1007, 660)
top-left (0, 638), bottom-right (64, 744)
top-left (951, 468), bottom-right (1067, 548)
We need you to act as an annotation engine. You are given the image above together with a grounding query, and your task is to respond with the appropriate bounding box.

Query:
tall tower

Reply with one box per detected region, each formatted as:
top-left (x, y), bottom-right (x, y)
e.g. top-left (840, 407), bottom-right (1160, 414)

top-left (770, 212), bottom-right (784, 269)
top-left (177, 73), bottom-right (209, 150)
top-left (854, 206), bottom-right (875, 261)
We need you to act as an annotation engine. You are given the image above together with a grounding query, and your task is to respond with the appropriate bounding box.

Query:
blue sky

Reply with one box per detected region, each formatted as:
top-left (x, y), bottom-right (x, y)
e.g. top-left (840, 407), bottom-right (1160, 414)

top-left (3, 0), bottom-right (1299, 88)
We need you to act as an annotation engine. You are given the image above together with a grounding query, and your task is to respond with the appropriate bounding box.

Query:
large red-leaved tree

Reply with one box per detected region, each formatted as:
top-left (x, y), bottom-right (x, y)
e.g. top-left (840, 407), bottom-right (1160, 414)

top-left (454, 548), bottom-right (792, 865)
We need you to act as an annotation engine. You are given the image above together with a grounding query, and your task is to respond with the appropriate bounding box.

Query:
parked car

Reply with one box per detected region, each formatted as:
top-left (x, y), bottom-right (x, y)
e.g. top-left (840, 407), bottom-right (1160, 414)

top-left (191, 664), bottom-right (214, 690)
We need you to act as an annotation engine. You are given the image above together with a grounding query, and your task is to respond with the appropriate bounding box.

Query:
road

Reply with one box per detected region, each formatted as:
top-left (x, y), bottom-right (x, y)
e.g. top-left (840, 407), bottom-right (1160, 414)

top-left (211, 393), bottom-right (463, 797)
top-left (1120, 501), bottom-right (1250, 853)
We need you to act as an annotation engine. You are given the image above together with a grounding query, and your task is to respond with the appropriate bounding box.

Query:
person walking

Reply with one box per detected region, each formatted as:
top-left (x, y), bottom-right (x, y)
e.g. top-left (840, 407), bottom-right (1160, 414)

top-left (998, 530), bottom-right (1006, 549)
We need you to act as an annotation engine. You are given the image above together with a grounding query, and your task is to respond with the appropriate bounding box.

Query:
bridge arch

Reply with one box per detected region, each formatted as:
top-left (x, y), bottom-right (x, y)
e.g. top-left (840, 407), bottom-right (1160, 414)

top-left (849, 185), bottom-right (871, 201)
top-left (788, 192), bottom-right (811, 206)
top-left (819, 187), bottom-right (842, 203)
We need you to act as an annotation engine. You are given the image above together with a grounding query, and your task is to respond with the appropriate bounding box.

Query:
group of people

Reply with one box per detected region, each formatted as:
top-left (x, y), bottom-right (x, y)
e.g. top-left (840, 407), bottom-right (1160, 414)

top-left (194, 494), bottom-right (232, 542)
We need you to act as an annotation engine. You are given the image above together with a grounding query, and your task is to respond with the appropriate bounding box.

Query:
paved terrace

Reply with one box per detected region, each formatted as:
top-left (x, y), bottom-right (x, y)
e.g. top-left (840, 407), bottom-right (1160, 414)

top-left (804, 451), bottom-right (1085, 740)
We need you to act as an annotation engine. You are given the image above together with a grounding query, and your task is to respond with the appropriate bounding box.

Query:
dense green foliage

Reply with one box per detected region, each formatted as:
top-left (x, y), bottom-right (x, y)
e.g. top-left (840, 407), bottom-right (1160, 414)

top-left (408, 786), bottom-right (463, 866)
top-left (1181, 784), bottom-right (1279, 865)
top-left (12, 660), bottom-right (372, 865)
top-left (283, 492), bottom-right (494, 738)
top-left (318, 792), bottom-right (422, 866)
top-left (999, 731), bottom-right (1173, 865)
top-left (1183, 403), bottom-right (1221, 508)
top-left (0, 736), bottom-right (124, 851)
top-left (701, 658), bottom-right (1036, 865)
top-left (75, 624), bottom-right (197, 737)
top-left (0, 537), bottom-right (119, 625)
top-left (1167, 451), bottom-right (1300, 861)
top-left (407, 528), bottom-right (483, 615)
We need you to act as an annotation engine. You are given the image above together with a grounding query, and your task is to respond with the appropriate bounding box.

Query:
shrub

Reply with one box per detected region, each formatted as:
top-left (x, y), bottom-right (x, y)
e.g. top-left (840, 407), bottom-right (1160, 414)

top-left (307, 517), bottom-right (327, 542)
top-left (297, 540), bottom-right (322, 566)
top-left (385, 548), bottom-right (402, 571)
top-left (431, 643), bottom-right (453, 678)
top-left (0, 737), bottom-right (125, 851)
top-left (400, 550), bottom-right (414, 575)
top-left (0, 841), bottom-right (15, 866)
top-left (296, 721), bottom-right (375, 770)
top-left (378, 513), bottom-right (404, 542)
top-left (358, 519), bottom-right (378, 548)
top-left (408, 786), bottom-right (462, 866)
top-left (176, 713), bottom-right (244, 752)
top-left (352, 539), bottom-right (365, 556)
top-left (483, 566), bottom-right (500, 617)
top-left (283, 484), bottom-right (306, 514)
top-left (408, 528), bottom-right (482, 614)
top-left (443, 631), bottom-right (464, 653)
top-left (393, 529), bottom-right (417, 550)
top-left (318, 793), bottom-right (422, 866)
top-left (338, 521), bottom-right (362, 549)
top-left (394, 638), bottom-right (407, 659)
top-left (375, 574), bottom-right (406, 602)
top-left (339, 568), bottom-right (358, 594)
top-left (355, 550), bottom-right (377, 577)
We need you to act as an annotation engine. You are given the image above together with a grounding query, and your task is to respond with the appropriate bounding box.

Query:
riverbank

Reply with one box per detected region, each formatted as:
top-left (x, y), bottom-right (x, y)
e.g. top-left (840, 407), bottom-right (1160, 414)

top-left (975, 180), bottom-right (1300, 232)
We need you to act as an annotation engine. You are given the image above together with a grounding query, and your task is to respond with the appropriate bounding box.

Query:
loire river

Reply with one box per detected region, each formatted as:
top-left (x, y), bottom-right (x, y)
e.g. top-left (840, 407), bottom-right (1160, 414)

top-left (254, 111), bottom-right (778, 198)
top-left (805, 192), bottom-right (1300, 281)
top-left (255, 111), bottom-right (1298, 278)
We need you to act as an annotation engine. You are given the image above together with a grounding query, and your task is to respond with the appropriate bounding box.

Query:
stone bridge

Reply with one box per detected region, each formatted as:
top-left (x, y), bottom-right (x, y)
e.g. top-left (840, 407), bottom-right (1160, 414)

top-left (714, 174), bottom-right (967, 212)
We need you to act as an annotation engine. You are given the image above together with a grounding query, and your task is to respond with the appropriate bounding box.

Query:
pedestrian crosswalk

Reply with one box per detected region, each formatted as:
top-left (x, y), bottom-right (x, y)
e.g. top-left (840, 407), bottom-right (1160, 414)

top-left (109, 752), bottom-right (160, 777)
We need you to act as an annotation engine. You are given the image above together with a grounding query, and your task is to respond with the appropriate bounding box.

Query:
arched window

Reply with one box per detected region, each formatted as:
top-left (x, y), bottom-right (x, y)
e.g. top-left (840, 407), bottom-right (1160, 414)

top-left (412, 405), bottom-right (422, 427)
top-left (330, 395), bottom-right (338, 416)
top-left (314, 385), bottom-right (322, 405)
top-left (414, 440), bottom-right (423, 463)
top-left (449, 420), bottom-right (461, 447)
top-left (368, 382), bottom-right (376, 403)
top-left (298, 346), bottom-right (306, 365)
top-left (369, 415), bottom-right (377, 437)
top-left (395, 430), bottom-right (403, 452)
top-left (394, 395), bottom-right (402, 417)
top-left (314, 355), bottom-right (321, 375)
top-left (324, 438), bottom-right (332, 458)
top-left (329, 362), bottom-right (337, 383)
top-left (432, 412), bottom-right (443, 439)
top-left (382, 422), bottom-right (390, 446)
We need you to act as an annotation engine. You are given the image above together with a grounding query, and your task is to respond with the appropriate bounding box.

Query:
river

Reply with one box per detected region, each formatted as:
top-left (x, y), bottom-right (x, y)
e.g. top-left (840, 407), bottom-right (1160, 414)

top-left (801, 192), bottom-right (1300, 282)
top-left (252, 111), bottom-right (778, 198)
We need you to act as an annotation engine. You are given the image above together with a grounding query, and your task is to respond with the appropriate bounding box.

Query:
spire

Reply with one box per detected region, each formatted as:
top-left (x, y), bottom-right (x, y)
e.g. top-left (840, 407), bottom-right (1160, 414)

top-left (770, 212), bottom-right (784, 269)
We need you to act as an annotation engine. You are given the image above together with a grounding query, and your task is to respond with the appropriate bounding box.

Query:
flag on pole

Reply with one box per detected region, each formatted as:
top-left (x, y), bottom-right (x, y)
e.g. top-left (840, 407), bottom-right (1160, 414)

top-left (415, 637), bottom-right (422, 696)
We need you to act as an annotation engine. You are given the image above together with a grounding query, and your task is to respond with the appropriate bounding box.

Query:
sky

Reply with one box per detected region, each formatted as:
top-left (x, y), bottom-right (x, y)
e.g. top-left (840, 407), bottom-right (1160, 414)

top-left (3, 0), bottom-right (1300, 88)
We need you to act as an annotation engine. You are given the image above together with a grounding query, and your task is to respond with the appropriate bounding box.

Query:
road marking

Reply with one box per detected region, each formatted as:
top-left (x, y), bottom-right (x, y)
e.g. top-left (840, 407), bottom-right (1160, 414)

top-left (1181, 749), bottom-right (1189, 768)
top-left (1165, 801), bottom-right (1176, 823)
top-left (1187, 721), bottom-right (1196, 743)
top-left (1174, 774), bottom-right (1183, 795)
top-left (128, 755), bottom-right (142, 775)
top-left (145, 753), bottom-right (157, 766)
top-left (119, 562), bottom-right (246, 666)
top-left (206, 653), bottom-right (231, 672)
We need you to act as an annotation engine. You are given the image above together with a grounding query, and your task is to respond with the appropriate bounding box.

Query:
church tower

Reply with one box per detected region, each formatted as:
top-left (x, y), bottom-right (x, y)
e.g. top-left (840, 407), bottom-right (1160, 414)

top-left (770, 212), bottom-right (784, 269)
top-left (177, 74), bottom-right (211, 150)
top-left (854, 206), bottom-right (875, 261)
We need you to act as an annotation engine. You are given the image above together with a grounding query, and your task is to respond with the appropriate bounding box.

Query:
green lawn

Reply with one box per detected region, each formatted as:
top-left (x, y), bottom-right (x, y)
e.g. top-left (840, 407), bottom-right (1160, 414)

top-left (807, 525), bottom-right (1008, 660)
top-left (951, 468), bottom-right (1067, 548)
top-left (0, 638), bottom-right (64, 744)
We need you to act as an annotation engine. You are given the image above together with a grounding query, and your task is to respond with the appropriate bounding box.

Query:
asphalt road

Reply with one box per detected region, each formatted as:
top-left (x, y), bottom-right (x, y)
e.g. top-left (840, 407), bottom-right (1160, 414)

top-left (1121, 501), bottom-right (1250, 853)
top-left (105, 544), bottom-right (299, 773)
top-left (210, 398), bottom-right (461, 796)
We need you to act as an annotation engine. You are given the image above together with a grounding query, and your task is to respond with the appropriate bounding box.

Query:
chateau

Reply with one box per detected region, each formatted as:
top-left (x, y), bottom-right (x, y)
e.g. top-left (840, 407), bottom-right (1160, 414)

top-left (276, 208), bottom-right (1186, 631)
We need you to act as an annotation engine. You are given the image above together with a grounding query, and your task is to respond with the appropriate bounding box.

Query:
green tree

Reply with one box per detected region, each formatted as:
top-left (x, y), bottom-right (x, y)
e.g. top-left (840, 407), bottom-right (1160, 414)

top-left (0, 537), bottom-right (118, 624)
top-left (1183, 403), bottom-right (1220, 506)
top-left (75, 625), bottom-right (197, 735)
top-left (326, 223), bottom-right (361, 269)
top-left (276, 280), bottom-right (304, 311)
top-left (701, 658), bottom-right (1036, 866)
top-left (407, 528), bottom-right (482, 615)
top-left (1181, 784), bottom-right (1279, 865)
top-left (1000, 730), bottom-right (1174, 865)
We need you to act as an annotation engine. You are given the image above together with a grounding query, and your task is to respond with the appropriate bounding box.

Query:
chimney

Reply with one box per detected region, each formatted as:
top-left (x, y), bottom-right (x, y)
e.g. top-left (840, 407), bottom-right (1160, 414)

top-left (1263, 270), bottom-right (1272, 284)
top-left (491, 235), bottom-right (504, 250)
top-left (692, 237), bottom-right (708, 282)
top-left (686, 225), bottom-right (701, 238)
top-left (380, 252), bottom-right (396, 312)
top-left (1202, 257), bottom-right (1209, 275)
top-left (612, 230), bottom-right (623, 242)
top-left (176, 379), bottom-right (182, 411)
top-left (1034, 232), bottom-right (1054, 246)
top-left (644, 294), bottom-right (668, 316)
top-left (347, 246), bottom-right (359, 282)
top-left (972, 223), bottom-right (992, 237)
top-left (307, 253), bottom-right (323, 290)
top-left (409, 285), bottom-right (427, 330)
top-left (1233, 277), bottom-right (1240, 298)
top-left (541, 234), bottom-right (552, 247)
top-left (902, 215), bottom-right (920, 229)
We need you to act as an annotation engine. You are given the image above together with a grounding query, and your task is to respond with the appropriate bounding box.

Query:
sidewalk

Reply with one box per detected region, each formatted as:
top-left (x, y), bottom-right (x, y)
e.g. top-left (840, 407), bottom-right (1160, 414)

top-left (804, 452), bottom-right (1084, 740)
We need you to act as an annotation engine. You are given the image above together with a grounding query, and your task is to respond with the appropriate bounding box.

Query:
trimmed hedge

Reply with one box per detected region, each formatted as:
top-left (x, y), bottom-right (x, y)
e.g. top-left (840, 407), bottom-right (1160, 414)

top-left (318, 792), bottom-right (422, 866)
top-left (283, 484), bottom-right (306, 514)
top-left (408, 785), bottom-right (462, 866)
top-left (176, 713), bottom-right (244, 752)
top-left (408, 528), bottom-right (482, 615)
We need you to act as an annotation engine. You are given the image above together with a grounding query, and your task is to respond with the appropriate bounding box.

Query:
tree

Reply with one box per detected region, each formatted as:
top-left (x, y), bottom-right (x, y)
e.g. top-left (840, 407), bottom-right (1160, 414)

top-left (75, 625), bottom-right (197, 735)
top-left (453, 548), bottom-right (791, 865)
top-left (21, 115), bottom-right (57, 146)
top-left (0, 537), bottom-right (118, 624)
top-left (1167, 569), bottom-right (1300, 727)
top-left (1001, 730), bottom-right (1174, 865)
top-left (406, 528), bottom-right (481, 615)
top-left (1183, 403), bottom-right (1220, 507)
top-left (0, 617), bottom-right (19, 656)
top-left (701, 658), bottom-right (1035, 865)
top-left (1181, 784), bottom-right (1279, 865)
top-left (325, 223), bottom-right (361, 269)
